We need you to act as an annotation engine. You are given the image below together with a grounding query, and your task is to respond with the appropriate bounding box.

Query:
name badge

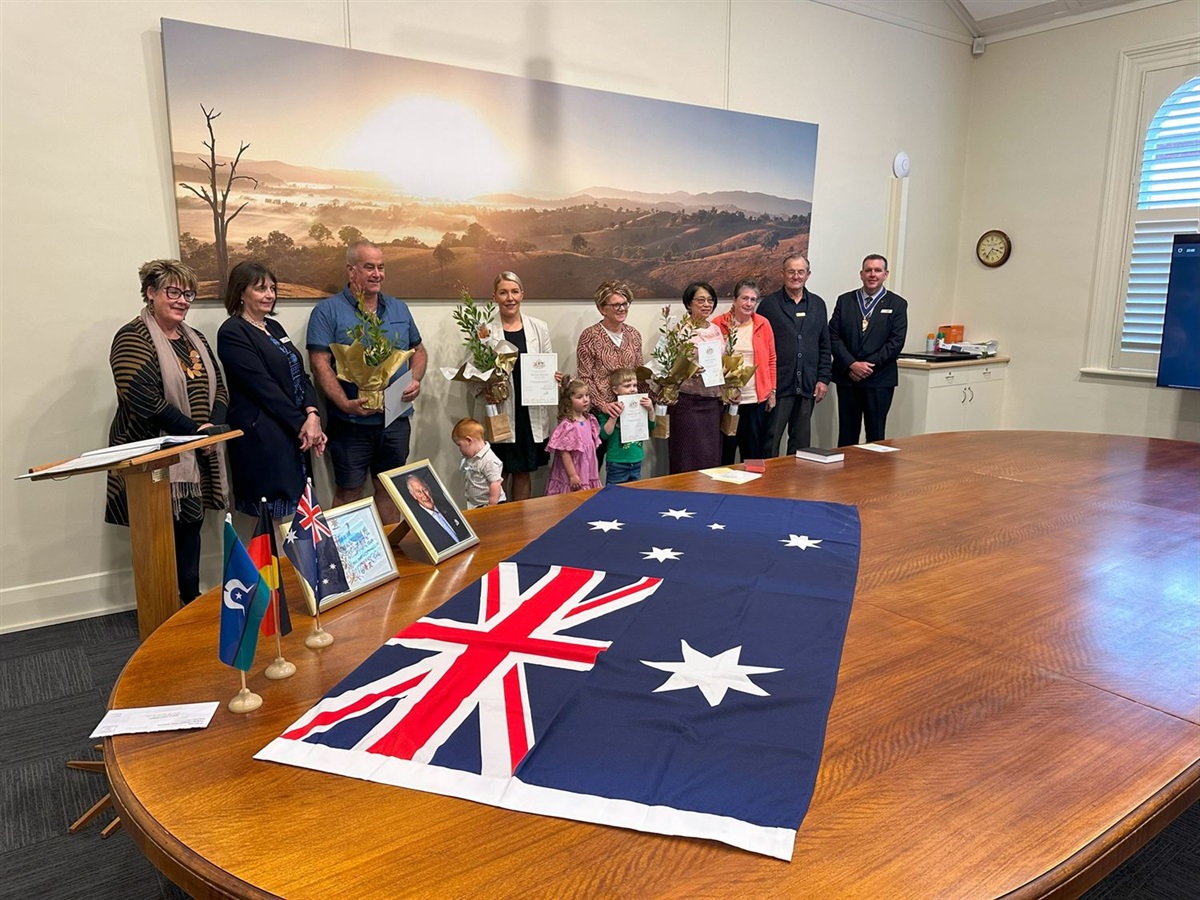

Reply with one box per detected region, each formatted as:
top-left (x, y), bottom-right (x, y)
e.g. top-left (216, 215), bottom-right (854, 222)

top-left (881, 309), bottom-right (893, 314)
top-left (795, 312), bottom-right (806, 318)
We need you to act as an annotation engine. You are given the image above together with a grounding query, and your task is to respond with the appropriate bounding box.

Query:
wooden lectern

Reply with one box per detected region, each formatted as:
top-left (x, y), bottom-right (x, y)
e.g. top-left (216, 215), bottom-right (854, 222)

top-left (26, 431), bottom-right (241, 640)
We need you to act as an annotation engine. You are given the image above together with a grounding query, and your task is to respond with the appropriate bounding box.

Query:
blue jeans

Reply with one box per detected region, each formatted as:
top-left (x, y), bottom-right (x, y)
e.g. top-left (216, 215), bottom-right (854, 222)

top-left (606, 460), bottom-right (642, 484)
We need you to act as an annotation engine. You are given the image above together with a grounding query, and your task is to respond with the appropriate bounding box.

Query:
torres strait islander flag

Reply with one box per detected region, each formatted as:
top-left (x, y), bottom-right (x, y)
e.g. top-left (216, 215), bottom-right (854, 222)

top-left (256, 486), bottom-right (860, 860)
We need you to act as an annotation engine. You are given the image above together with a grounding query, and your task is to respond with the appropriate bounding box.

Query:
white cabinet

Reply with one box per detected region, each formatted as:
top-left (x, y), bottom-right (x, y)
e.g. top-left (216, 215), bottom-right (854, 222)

top-left (893, 358), bottom-right (1009, 437)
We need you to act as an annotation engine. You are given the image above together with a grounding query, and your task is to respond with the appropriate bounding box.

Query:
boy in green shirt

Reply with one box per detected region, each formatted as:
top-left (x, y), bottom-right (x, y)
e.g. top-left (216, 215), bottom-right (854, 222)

top-left (596, 367), bottom-right (655, 484)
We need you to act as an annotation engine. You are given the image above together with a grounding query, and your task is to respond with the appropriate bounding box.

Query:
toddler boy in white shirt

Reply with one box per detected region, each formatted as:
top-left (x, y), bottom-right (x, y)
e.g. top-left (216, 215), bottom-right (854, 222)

top-left (452, 418), bottom-right (506, 508)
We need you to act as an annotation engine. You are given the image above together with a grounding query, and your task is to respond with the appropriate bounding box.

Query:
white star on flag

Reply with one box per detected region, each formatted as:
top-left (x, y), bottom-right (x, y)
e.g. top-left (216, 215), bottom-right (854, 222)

top-left (642, 640), bottom-right (782, 707)
top-left (284, 531), bottom-right (297, 544)
top-left (708, 523), bottom-right (726, 530)
top-left (660, 509), bottom-right (695, 520)
top-left (588, 519), bottom-right (625, 532)
top-left (641, 547), bottom-right (683, 562)
top-left (781, 534), bottom-right (822, 550)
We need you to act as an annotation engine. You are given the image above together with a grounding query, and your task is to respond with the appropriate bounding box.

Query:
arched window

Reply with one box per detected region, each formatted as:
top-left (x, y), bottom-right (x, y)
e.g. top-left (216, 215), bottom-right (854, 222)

top-left (1116, 76), bottom-right (1200, 367)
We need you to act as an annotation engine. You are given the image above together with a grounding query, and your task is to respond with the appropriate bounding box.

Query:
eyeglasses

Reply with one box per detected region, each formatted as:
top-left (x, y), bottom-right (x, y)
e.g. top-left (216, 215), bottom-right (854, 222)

top-left (605, 302), bottom-right (630, 311)
top-left (162, 286), bottom-right (197, 302)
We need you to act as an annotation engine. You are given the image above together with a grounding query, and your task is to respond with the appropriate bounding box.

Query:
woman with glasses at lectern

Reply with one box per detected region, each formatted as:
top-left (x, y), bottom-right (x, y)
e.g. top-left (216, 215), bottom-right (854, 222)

top-left (104, 259), bottom-right (228, 606)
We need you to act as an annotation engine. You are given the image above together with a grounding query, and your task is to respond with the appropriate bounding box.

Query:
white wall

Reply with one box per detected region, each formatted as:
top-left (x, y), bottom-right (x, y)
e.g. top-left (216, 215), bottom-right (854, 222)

top-left (7, 0), bottom-right (1183, 633)
top-left (954, 1), bottom-right (1200, 440)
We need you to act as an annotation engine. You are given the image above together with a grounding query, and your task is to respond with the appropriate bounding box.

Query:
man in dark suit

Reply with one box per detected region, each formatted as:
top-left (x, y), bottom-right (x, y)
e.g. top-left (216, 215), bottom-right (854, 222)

top-left (829, 254), bottom-right (908, 446)
top-left (758, 253), bottom-right (831, 455)
top-left (403, 473), bottom-right (470, 553)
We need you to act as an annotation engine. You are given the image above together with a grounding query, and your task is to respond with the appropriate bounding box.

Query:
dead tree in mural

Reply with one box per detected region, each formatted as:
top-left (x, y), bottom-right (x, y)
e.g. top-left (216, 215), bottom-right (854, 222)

top-left (179, 104), bottom-right (257, 290)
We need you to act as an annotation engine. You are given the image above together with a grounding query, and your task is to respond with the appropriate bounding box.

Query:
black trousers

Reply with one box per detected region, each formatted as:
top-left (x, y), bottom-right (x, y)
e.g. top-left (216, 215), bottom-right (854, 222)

top-left (720, 400), bottom-right (770, 464)
top-left (836, 383), bottom-right (894, 446)
top-left (766, 394), bottom-right (815, 456)
top-left (174, 517), bottom-right (204, 605)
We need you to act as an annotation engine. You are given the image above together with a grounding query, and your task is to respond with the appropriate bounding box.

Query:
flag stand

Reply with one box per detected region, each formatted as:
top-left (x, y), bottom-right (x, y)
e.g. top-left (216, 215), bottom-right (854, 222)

top-left (260, 499), bottom-right (296, 680)
top-left (306, 609), bottom-right (334, 648)
top-left (264, 648), bottom-right (296, 680)
top-left (228, 671), bottom-right (262, 714)
top-left (288, 478), bottom-right (343, 649)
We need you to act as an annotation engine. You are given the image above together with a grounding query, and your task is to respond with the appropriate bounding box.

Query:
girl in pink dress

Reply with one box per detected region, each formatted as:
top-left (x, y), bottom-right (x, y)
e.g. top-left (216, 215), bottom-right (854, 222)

top-left (545, 378), bottom-right (602, 495)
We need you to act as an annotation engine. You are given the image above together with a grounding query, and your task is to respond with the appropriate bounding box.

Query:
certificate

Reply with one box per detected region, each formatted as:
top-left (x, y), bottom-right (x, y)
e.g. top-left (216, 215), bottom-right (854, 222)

top-left (618, 394), bottom-right (650, 442)
top-left (696, 340), bottom-right (725, 388)
top-left (384, 371), bottom-right (413, 427)
top-left (520, 353), bottom-right (559, 406)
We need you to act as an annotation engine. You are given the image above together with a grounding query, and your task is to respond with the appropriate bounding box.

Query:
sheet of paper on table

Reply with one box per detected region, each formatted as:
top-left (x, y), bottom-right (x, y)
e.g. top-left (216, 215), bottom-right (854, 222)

top-left (855, 443), bottom-right (901, 453)
top-left (698, 467), bottom-right (762, 484)
top-left (90, 701), bottom-right (220, 738)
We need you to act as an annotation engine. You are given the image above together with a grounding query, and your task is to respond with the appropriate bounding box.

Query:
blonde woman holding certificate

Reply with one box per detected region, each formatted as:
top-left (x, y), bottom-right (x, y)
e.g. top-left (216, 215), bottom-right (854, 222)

top-left (479, 272), bottom-right (554, 501)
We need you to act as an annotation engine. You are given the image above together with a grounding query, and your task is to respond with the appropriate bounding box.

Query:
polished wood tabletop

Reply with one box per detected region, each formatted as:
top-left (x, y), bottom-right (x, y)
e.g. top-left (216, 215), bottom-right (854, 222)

top-left (105, 431), bottom-right (1200, 899)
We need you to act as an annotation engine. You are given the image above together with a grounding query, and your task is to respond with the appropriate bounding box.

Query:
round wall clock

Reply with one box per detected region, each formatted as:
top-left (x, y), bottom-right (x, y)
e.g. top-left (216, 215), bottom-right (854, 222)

top-left (976, 229), bottom-right (1012, 267)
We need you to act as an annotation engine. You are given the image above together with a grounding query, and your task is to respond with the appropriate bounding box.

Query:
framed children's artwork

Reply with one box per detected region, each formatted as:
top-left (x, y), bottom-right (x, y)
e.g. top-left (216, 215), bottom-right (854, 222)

top-left (379, 460), bottom-right (479, 564)
top-left (280, 497), bottom-right (399, 614)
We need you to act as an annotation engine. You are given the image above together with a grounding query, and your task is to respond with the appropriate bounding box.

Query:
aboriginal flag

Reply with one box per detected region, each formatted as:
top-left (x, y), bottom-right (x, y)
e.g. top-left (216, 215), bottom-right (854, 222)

top-left (248, 502), bottom-right (292, 637)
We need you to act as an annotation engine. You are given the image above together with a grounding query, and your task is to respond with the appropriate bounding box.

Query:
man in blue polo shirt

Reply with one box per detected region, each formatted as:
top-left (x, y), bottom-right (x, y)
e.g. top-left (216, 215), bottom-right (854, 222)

top-left (307, 239), bottom-right (427, 524)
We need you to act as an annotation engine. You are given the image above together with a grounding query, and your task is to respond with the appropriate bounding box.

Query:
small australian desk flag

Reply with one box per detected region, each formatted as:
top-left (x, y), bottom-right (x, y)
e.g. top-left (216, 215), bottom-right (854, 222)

top-left (283, 482), bottom-right (349, 604)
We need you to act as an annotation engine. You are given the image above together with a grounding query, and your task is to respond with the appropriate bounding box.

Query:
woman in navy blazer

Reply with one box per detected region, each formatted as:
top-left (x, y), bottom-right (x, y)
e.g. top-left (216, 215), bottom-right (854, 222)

top-left (217, 261), bottom-right (326, 518)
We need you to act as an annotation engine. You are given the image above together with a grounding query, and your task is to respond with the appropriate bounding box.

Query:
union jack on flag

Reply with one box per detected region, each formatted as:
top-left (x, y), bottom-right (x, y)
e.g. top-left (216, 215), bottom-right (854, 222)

top-left (282, 482), bottom-right (349, 604)
top-left (276, 563), bottom-right (661, 778)
top-left (259, 486), bottom-right (861, 860)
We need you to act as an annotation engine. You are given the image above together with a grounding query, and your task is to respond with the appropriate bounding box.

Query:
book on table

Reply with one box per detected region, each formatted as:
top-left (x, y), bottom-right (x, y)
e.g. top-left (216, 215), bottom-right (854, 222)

top-left (795, 447), bottom-right (844, 464)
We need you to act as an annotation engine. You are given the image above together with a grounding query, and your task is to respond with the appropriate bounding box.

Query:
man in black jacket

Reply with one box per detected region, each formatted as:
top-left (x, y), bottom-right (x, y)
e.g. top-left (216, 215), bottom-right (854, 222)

top-left (829, 255), bottom-right (909, 446)
top-left (757, 253), bottom-right (831, 455)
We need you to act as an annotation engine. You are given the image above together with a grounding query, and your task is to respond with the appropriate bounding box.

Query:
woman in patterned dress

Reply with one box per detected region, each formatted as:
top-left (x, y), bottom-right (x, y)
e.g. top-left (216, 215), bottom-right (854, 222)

top-left (105, 260), bottom-right (227, 605)
top-left (575, 281), bottom-right (645, 468)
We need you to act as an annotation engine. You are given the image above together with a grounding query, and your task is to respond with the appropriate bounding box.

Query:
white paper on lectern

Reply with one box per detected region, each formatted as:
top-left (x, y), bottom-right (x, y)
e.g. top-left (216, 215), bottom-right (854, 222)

top-left (384, 372), bottom-right (413, 427)
top-left (696, 341), bottom-right (725, 388)
top-left (90, 701), bottom-right (220, 738)
top-left (618, 394), bottom-right (650, 442)
top-left (16, 435), bottom-right (207, 480)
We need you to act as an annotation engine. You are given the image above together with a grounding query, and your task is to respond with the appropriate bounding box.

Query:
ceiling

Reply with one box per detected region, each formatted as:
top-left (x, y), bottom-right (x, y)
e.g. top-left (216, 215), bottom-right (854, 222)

top-left (949, 0), bottom-right (1176, 39)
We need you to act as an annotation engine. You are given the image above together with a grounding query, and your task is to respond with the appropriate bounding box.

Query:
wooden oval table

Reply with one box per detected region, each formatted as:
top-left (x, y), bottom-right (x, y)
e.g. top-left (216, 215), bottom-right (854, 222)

top-left (106, 432), bottom-right (1200, 899)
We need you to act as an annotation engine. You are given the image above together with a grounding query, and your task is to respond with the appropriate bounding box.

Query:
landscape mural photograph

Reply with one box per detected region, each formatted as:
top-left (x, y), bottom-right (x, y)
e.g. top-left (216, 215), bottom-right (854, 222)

top-left (162, 19), bottom-right (819, 301)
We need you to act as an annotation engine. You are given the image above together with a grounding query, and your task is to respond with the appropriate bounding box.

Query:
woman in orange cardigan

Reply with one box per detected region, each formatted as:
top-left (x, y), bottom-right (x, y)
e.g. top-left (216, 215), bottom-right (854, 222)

top-left (714, 278), bottom-right (777, 464)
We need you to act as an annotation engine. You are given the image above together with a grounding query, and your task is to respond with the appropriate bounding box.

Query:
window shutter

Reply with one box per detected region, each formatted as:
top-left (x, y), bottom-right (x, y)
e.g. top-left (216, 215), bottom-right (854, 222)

top-left (1137, 78), bottom-right (1200, 210)
top-left (1116, 77), bottom-right (1200, 369)
top-left (1120, 217), bottom-right (1199, 358)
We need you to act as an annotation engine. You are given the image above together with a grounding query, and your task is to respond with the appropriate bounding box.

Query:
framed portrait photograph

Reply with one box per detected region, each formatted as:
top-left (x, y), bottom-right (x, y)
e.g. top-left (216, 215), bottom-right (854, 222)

top-left (379, 460), bottom-right (479, 564)
top-left (280, 497), bottom-right (399, 615)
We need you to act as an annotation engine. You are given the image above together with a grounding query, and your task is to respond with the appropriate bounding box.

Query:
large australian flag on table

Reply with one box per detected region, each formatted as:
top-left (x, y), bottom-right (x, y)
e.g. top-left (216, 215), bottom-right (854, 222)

top-left (256, 486), bottom-right (860, 860)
